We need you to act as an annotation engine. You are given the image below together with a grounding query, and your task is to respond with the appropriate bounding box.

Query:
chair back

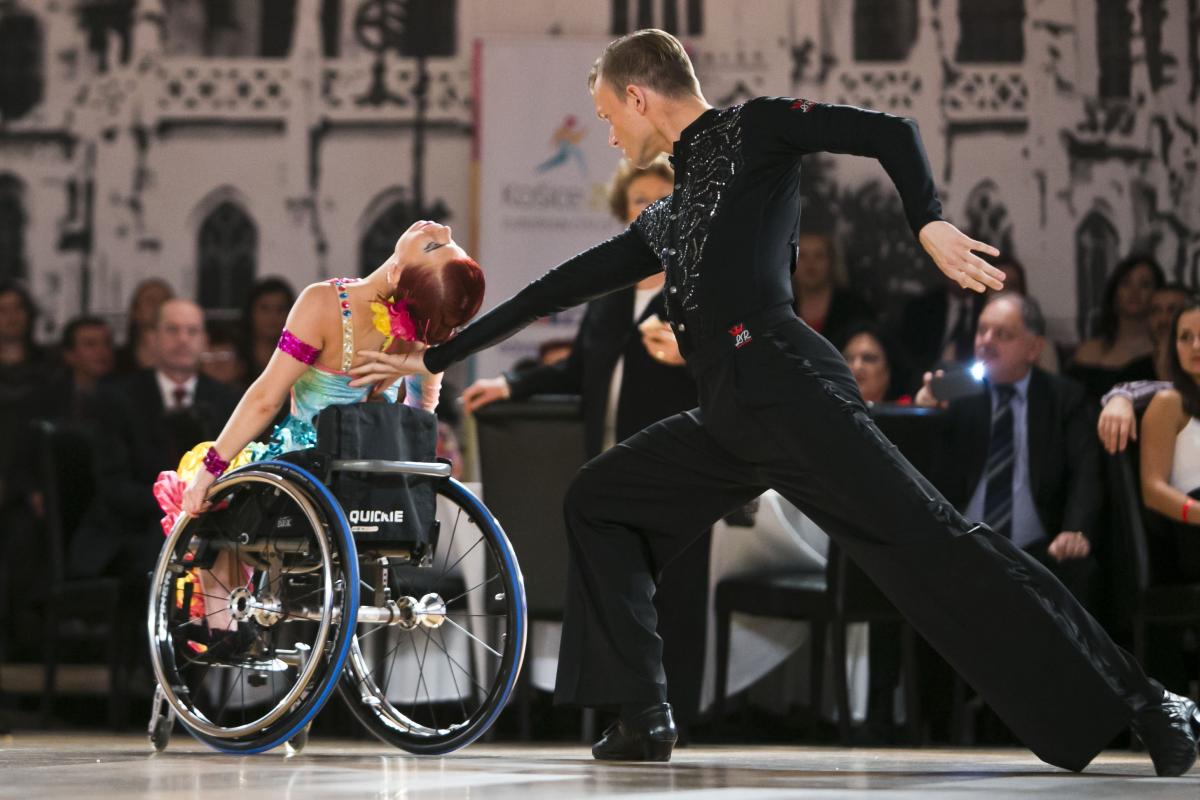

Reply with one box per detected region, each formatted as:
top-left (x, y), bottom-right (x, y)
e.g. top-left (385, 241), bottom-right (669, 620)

top-left (1106, 446), bottom-right (1153, 595)
top-left (827, 540), bottom-right (899, 621)
top-left (33, 419), bottom-right (97, 587)
top-left (823, 405), bottom-right (942, 621)
top-left (475, 397), bottom-right (586, 618)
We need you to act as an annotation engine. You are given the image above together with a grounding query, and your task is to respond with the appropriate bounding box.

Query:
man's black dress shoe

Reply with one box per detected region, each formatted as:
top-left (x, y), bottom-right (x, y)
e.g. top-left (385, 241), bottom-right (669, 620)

top-left (592, 703), bottom-right (677, 762)
top-left (1131, 690), bottom-right (1200, 777)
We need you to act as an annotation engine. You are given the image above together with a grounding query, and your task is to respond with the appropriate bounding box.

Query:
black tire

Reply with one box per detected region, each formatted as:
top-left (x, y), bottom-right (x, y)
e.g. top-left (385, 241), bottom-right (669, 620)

top-left (147, 461), bottom-right (360, 754)
top-left (337, 478), bottom-right (526, 754)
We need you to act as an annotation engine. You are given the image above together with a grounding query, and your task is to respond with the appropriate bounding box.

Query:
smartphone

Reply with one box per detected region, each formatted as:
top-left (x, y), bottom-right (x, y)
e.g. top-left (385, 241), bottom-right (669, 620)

top-left (930, 364), bottom-right (986, 402)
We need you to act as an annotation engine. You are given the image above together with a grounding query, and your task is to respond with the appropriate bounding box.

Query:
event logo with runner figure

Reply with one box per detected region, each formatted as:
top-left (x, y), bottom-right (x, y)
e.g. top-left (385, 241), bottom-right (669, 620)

top-left (535, 115), bottom-right (588, 177)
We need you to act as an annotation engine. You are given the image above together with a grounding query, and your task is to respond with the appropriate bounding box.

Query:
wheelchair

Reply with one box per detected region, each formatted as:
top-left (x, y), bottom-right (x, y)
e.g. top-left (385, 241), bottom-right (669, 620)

top-left (145, 449), bottom-right (527, 755)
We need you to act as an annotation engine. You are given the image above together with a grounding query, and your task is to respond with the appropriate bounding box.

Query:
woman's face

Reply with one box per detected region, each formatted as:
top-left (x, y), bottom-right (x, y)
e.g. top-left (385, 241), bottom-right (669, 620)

top-left (252, 290), bottom-right (292, 340)
top-left (1115, 263), bottom-right (1158, 320)
top-left (1175, 309), bottom-right (1200, 382)
top-left (133, 281), bottom-right (173, 328)
top-left (624, 174), bottom-right (673, 224)
top-left (843, 332), bottom-right (891, 404)
top-left (0, 290), bottom-right (30, 341)
top-left (395, 220), bottom-right (470, 268)
top-left (793, 234), bottom-right (834, 293)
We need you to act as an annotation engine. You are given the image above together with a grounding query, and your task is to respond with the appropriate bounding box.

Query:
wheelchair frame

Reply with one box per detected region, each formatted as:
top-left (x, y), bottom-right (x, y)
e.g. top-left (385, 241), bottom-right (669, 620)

top-left (147, 456), bottom-right (527, 755)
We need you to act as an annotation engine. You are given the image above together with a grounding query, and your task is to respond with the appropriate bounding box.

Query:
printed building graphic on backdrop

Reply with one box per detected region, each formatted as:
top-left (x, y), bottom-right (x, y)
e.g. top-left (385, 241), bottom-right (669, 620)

top-left (0, 0), bottom-right (1197, 348)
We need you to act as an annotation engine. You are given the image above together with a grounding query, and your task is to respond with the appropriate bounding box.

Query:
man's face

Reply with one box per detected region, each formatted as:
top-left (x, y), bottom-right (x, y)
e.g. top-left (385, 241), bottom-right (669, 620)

top-left (1150, 288), bottom-right (1190, 344)
top-left (0, 290), bottom-right (29, 341)
top-left (64, 324), bottom-right (115, 381)
top-left (155, 300), bottom-right (206, 374)
top-left (792, 234), bottom-right (834, 293)
top-left (593, 79), bottom-right (662, 168)
top-left (974, 297), bottom-right (1042, 385)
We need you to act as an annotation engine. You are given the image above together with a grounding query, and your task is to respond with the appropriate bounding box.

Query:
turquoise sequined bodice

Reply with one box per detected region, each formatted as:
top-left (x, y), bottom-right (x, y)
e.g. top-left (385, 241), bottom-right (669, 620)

top-left (255, 368), bottom-right (401, 460)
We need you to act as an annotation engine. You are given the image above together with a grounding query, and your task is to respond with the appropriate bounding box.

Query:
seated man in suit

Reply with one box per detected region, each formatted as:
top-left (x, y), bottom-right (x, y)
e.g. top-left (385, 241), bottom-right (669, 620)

top-left (76, 298), bottom-right (237, 581)
top-left (916, 293), bottom-right (1102, 609)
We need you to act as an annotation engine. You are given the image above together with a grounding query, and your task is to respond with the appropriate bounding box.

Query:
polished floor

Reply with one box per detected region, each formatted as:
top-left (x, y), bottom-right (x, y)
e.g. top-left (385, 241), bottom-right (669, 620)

top-left (1, 733), bottom-right (1198, 799)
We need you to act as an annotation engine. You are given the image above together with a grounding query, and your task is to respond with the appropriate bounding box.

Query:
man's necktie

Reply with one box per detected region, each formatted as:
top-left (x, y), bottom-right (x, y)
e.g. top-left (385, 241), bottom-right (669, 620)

top-left (172, 386), bottom-right (188, 409)
top-left (983, 384), bottom-right (1016, 539)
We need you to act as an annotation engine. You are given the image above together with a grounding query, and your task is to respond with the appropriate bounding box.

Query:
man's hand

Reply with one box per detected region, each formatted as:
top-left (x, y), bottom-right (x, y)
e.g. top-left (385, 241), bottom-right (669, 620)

top-left (1098, 395), bottom-right (1137, 454)
top-left (349, 347), bottom-right (432, 390)
top-left (182, 469), bottom-right (217, 517)
top-left (462, 377), bottom-right (511, 414)
top-left (639, 318), bottom-right (685, 366)
top-left (919, 220), bottom-right (1004, 293)
top-left (914, 370), bottom-right (949, 409)
top-left (1048, 531), bottom-right (1091, 562)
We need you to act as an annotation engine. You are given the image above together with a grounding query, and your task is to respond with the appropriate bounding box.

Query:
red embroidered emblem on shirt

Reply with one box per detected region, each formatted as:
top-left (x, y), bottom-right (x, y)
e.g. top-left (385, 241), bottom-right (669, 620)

top-left (791, 99), bottom-right (815, 113)
top-left (729, 324), bottom-right (752, 349)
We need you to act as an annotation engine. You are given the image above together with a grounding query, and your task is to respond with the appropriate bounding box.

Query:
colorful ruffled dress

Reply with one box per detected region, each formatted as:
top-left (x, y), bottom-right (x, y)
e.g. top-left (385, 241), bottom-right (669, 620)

top-left (154, 277), bottom-right (424, 534)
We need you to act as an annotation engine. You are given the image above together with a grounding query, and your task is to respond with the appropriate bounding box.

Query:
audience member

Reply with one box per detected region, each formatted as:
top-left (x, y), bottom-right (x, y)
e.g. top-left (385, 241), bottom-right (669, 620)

top-left (46, 315), bottom-right (116, 420)
top-left (985, 255), bottom-right (1060, 373)
top-left (833, 322), bottom-right (913, 404)
top-left (114, 277), bottom-right (174, 375)
top-left (463, 155), bottom-right (696, 455)
top-left (791, 230), bottom-right (875, 343)
top-left (1148, 283), bottom-right (1191, 380)
top-left (462, 155), bottom-right (708, 732)
top-left (1067, 255), bottom-right (1163, 401)
top-left (1136, 299), bottom-right (1200, 584)
top-left (239, 276), bottom-right (295, 382)
top-left (201, 318), bottom-right (248, 389)
top-left (0, 280), bottom-right (48, 508)
top-left (1132, 299), bottom-right (1200, 693)
top-left (77, 298), bottom-right (237, 581)
top-left (917, 293), bottom-right (1102, 609)
top-left (1096, 284), bottom-right (1195, 454)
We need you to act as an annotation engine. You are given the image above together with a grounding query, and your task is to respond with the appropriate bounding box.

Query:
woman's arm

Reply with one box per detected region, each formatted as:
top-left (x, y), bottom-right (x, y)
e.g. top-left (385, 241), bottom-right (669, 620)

top-left (1139, 389), bottom-right (1200, 524)
top-left (182, 285), bottom-right (327, 514)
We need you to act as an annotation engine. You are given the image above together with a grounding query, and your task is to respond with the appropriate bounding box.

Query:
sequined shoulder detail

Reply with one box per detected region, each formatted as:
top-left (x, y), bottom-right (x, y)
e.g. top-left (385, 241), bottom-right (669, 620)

top-left (329, 278), bottom-right (355, 372)
top-left (277, 329), bottom-right (320, 365)
top-left (631, 196), bottom-right (672, 257)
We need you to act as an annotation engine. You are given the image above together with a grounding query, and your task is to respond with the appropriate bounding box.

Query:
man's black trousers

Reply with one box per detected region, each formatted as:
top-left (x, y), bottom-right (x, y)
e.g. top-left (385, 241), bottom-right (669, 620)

top-left (553, 316), bottom-right (1159, 772)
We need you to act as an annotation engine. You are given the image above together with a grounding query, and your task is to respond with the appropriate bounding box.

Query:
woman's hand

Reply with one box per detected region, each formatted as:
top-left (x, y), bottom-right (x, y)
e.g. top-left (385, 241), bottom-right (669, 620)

top-left (914, 370), bottom-right (949, 409)
top-left (640, 320), bottom-right (686, 366)
top-left (182, 469), bottom-right (217, 517)
top-left (462, 377), bottom-right (512, 414)
top-left (918, 220), bottom-right (1004, 293)
top-left (1098, 395), bottom-right (1137, 454)
top-left (349, 346), bottom-right (432, 390)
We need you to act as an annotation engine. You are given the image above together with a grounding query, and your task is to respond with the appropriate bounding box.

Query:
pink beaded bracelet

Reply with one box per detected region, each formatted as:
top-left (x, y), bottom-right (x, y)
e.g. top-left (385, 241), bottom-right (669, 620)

top-left (202, 446), bottom-right (230, 478)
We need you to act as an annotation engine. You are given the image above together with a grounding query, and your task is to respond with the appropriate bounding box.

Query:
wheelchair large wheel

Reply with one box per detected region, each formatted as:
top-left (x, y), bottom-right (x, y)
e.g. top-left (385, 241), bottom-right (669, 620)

top-left (147, 461), bottom-right (360, 753)
top-left (338, 477), bottom-right (526, 754)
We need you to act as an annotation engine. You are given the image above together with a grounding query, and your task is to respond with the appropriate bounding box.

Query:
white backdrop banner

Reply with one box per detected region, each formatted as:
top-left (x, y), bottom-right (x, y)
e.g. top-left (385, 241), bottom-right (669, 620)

top-left (473, 36), bottom-right (625, 380)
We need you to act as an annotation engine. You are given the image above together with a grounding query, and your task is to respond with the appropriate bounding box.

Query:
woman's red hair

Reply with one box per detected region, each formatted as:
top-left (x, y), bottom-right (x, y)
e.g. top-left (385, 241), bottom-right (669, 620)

top-left (391, 257), bottom-right (485, 344)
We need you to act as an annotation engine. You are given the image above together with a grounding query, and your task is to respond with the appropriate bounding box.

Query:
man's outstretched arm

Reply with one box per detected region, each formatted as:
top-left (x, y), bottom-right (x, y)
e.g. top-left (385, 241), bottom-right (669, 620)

top-left (751, 97), bottom-right (1003, 292)
top-left (349, 228), bottom-right (660, 385)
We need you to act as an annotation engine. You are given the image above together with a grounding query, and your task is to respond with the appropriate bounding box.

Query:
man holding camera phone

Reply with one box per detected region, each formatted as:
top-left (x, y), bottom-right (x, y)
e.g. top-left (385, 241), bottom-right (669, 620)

top-left (916, 293), bottom-right (1101, 605)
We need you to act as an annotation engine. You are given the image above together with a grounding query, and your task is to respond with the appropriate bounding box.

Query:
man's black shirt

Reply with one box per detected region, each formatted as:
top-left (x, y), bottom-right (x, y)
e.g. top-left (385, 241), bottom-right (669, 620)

top-left (426, 97), bottom-right (943, 372)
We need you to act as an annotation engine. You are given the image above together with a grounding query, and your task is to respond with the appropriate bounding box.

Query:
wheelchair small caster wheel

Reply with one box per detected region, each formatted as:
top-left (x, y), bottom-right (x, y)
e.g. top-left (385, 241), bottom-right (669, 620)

top-left (286, 723), bottom-right (310, 755)
top-left (151, 716), bottom-right (172, 752)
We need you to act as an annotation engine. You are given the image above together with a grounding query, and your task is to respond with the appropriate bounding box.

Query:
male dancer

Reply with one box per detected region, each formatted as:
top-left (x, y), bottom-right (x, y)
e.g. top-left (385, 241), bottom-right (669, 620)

top-left (352, 29), bottom-right (1199, 774)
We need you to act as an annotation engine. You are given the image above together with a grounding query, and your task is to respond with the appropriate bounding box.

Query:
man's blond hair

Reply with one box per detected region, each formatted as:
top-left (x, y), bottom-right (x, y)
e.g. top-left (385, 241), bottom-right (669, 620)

top-left (588, 29), bottom-right (701, 100)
